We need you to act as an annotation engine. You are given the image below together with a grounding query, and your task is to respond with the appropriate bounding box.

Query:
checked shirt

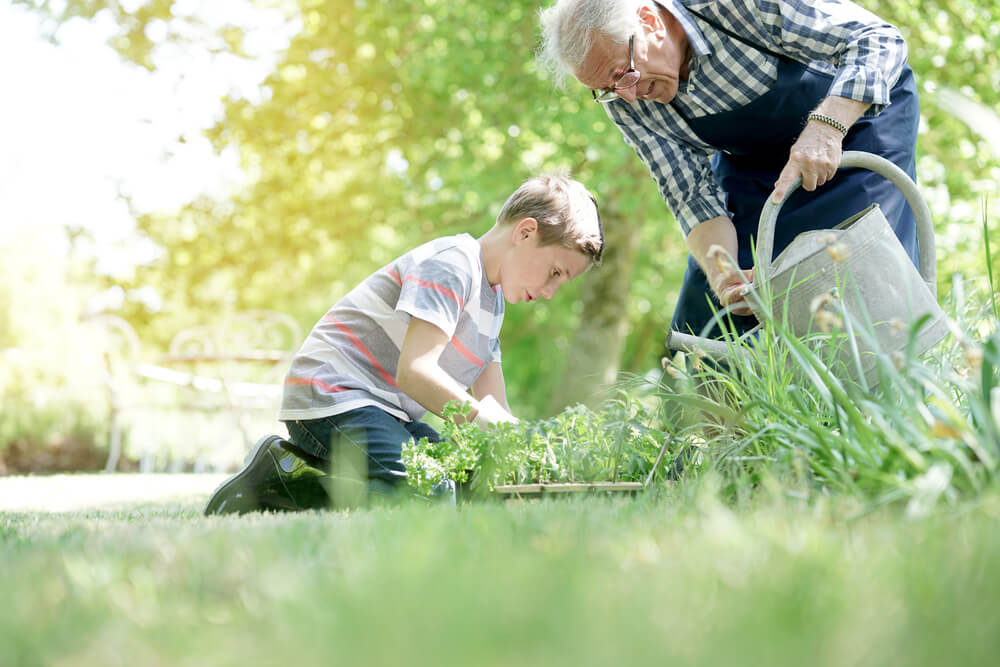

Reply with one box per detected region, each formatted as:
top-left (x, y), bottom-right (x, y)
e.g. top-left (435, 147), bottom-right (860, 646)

top-left (604, 0), bottom-right (909, 236)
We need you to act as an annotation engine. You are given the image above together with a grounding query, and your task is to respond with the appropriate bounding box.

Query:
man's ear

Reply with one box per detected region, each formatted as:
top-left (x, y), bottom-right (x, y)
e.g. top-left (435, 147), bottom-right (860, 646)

top-left (512, 217), bottom-right (538, 244)
top-left (637, 3), bottom-right (666, 36)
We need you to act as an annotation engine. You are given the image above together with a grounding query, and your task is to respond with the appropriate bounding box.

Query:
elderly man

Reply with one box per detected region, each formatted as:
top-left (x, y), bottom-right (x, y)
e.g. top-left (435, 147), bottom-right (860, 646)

top-left (539, 0), bottom-right (920, 337)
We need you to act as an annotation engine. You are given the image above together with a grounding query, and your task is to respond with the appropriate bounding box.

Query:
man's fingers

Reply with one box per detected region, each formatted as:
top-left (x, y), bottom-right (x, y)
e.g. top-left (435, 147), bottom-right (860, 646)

top-left (771, 165), bottom-right (798, 204)
top-left (816, 164), bottom-right (837, 187)
top-left (728, 300), bottom-right (753, 316)
top-left (720, 292), bottom-right (753, 316)
top-left (774, 131), bottom-right (842, 202)
top-left (800, 169), bottom-right (819, 192)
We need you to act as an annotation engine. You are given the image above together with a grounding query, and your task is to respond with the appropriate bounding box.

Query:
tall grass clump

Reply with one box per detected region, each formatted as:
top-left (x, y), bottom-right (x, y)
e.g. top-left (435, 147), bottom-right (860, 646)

top-left (654, 245), bottom-right (1000, 512)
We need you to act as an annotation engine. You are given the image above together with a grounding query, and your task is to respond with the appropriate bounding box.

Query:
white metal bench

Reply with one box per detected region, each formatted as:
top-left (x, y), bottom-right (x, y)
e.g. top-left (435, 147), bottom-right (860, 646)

top-left (86, 311), bottom-right (301, 472)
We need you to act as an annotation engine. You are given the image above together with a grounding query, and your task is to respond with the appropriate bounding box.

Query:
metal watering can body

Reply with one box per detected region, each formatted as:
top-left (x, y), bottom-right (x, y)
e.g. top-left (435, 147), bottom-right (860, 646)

top-left (667, 151), bottom-right (949, 388)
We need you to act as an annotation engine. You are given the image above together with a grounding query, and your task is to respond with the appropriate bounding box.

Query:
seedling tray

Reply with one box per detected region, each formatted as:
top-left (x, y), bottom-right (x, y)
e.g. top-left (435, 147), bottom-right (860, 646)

top-left (493, 481), bottom-right (643, 497)
top-left (490, 435), bottom-right (674, 499)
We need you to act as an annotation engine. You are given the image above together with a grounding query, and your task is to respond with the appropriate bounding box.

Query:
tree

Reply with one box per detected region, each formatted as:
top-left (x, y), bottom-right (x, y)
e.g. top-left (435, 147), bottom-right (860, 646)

top-left (17, 0), bottom-right (999, 418)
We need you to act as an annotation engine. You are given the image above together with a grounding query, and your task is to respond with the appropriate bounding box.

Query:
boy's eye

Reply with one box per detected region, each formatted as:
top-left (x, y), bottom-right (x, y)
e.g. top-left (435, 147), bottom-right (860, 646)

top-left (552, 268), bottom-right (561, 278)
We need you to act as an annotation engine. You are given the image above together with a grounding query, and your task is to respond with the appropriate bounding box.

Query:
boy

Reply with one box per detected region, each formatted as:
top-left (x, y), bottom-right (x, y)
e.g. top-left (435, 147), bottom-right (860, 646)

top-left (205, 172), bottom-right (603, 514)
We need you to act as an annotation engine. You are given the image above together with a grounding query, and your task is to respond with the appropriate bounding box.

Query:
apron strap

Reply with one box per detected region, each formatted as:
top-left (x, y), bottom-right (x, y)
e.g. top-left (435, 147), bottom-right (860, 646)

top-left (683, 5), bottom-right (788, 61)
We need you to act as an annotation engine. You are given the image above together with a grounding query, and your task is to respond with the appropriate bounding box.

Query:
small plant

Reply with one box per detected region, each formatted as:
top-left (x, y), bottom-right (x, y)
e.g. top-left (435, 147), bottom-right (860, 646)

top-left (402, 394), bottom-right (672, 497)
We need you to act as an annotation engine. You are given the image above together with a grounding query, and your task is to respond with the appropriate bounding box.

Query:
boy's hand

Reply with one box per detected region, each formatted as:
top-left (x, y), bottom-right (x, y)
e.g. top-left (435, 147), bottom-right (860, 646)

top-left (473, 394), bottom-right (519, 429)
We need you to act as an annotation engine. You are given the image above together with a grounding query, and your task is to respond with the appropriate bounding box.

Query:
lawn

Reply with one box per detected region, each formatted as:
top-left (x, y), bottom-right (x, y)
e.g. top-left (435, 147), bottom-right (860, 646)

top-left (4, 279), bottom-right (999, 666)
top-left (2, 474), bottom-right (998, 667)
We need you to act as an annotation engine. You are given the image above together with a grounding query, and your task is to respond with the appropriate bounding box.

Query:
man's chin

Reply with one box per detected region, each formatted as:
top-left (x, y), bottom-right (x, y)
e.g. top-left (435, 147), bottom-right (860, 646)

top-left (653, 90), bottom-right (677, 104)
top-left (649, 80), bottom-right (678, 104)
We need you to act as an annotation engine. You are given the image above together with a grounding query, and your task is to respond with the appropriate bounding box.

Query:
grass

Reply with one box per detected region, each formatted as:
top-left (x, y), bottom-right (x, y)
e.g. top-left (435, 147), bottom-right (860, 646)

top-left (2, 474), bottom-right (999, 667)
top-left (4, 205), bottom-right (999, 666)
top-left (649, 269), bottom-right (1000, 513)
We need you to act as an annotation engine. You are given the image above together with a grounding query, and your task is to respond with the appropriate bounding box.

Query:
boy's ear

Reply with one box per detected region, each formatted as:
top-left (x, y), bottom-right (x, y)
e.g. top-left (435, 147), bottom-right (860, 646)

top-left (511, 217), bottom-right (538, 244)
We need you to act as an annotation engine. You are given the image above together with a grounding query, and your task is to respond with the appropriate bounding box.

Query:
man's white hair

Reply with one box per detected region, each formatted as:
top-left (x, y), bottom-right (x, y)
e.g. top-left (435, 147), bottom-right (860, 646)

top-left (537, 0), bottom-right (644, 89)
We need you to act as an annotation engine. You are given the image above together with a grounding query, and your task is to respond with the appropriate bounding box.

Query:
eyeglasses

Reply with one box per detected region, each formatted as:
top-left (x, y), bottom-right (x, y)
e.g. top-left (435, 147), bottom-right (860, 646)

top-left (592, 35), bottom-right (640, 103)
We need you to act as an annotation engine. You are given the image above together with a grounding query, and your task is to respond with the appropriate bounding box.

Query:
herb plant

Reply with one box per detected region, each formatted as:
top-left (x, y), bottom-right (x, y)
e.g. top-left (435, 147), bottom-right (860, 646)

top-left (402, 394), bottom-right (672, 497)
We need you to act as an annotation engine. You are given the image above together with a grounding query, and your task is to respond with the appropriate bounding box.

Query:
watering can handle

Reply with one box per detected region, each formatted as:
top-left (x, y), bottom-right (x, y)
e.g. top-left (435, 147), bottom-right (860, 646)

top-left (756, 151), bottom-right (937, 298)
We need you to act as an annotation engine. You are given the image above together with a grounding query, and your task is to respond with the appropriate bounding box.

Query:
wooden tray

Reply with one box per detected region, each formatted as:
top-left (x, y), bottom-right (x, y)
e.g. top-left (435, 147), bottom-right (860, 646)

top-left (493, 481), bottom-right (644, 497)
top-left (491, 435), bottom-right (675, 498)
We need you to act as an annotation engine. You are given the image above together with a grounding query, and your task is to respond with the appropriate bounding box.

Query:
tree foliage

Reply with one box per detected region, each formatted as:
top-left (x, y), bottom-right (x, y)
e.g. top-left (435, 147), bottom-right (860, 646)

top-left (16, 0), bottom-right (999, 418)
top-left (867, 0), bottom-right (1000, 277)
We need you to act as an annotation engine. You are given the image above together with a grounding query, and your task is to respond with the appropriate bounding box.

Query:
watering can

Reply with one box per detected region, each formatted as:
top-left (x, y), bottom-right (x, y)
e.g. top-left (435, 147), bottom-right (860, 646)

top-left (665, 150), bottom-right (950, 388)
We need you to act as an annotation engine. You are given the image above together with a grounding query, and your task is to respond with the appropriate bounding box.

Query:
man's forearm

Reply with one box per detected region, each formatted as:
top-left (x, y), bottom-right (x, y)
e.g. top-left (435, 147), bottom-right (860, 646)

top-left (687, 215), bottom-right (740, 293)
top-left (809, 96), bottom-right (870, 134)
top-left (686, 215), bottom-right (755, 316)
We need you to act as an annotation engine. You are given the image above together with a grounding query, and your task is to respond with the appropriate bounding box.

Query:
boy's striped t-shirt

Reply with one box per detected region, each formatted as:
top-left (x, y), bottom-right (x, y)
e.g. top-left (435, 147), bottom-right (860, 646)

top-left (279, 233), bottom-right (504, 423)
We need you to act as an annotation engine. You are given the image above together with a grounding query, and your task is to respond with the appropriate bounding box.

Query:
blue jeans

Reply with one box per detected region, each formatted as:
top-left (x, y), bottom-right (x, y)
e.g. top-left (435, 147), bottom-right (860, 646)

top-left (283, 406), bottom-right (442, 488)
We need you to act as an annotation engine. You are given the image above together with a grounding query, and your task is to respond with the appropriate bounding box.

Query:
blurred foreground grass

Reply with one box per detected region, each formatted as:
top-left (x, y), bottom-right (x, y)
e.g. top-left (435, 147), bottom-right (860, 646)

top-left (2, 474), bottom-right (999, 667)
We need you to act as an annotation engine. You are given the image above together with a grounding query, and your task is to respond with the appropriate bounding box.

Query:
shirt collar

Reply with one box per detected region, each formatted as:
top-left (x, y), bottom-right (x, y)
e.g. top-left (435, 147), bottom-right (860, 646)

top-left (657, 0), bottom-right (712, 58)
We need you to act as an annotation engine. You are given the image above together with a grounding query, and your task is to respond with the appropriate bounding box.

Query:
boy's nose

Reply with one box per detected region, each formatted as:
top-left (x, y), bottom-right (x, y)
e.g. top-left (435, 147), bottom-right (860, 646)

top-left (540, 284), bottom-right (556, 300)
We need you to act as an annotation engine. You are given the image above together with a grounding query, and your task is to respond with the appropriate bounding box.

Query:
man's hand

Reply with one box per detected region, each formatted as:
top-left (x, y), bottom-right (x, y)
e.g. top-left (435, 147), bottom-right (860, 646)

top-left (688, 220), bottom-right (755, 317)
top-left (706, 245), bottom-right (754, 316)
top-left (772, 96), bottom-right (870, 204)
top-left (715, 267), bottom-right (754, 316)
top-left (772, 122), bottom-right (843, 203)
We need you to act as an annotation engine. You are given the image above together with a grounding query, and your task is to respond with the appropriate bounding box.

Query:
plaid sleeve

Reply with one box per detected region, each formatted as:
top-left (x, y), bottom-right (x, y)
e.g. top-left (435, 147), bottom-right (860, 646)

top-left (605, 100), bottom-right (728, 236)
top-left (733, 0), bottom-right (908, 115)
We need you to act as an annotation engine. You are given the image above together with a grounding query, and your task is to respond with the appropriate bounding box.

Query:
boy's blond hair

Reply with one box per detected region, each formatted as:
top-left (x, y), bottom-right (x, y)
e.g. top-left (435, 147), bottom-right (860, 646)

top-left (497, 173), bottom-right (604, 265)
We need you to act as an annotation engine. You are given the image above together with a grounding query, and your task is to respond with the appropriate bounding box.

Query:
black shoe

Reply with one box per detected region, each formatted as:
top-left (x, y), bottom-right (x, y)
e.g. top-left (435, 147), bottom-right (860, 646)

top-left (204, 435), bottom-right (330, 515)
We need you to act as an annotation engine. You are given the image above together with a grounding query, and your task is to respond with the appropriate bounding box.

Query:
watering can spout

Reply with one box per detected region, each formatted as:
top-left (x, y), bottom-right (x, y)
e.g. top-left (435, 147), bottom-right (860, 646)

top-left (664, 151), bottom-right (948, 388)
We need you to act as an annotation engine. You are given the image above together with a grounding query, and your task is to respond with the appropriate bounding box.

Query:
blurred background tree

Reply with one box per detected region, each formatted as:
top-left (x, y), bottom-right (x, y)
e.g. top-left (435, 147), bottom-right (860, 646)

top-left (864, 0), bottom-right (1000, 281)
top-left (8, 0), bottom-right (999, 432)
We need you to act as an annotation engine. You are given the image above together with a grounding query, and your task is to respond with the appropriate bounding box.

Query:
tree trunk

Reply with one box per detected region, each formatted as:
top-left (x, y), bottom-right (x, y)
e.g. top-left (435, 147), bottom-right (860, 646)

top-left (547, 167), bottom-right (647, 412)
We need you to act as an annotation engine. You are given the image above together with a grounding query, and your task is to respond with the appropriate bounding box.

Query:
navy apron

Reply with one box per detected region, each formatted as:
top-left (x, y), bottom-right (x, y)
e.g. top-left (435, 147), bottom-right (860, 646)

top-left (668, 35), bottom-right (920, 338)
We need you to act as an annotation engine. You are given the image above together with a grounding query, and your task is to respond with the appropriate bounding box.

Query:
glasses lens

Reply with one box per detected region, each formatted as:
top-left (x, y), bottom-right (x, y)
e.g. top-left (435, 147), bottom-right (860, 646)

top-left (614, 70), bottom-right (641, 90)
top-left (593, 89), bottom-right (618, 103)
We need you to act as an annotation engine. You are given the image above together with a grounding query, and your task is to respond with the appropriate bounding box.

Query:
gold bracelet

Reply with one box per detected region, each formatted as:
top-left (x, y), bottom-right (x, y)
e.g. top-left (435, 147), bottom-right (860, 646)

top-left (807, 112), bottom-right (849, 136)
